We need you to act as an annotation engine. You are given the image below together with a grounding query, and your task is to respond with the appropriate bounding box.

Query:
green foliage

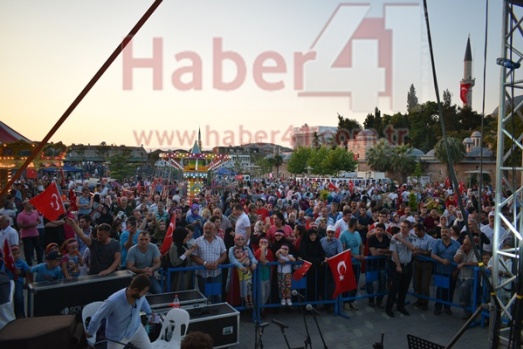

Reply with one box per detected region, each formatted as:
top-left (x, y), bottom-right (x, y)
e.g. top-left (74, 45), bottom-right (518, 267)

top-left (363, 107), bottom-right (384, 137)
top-left (408, 191), bottom-right (418, 212)
top-left (434, 137), bottom-right (466, 176)
top-left (407, 84), bottom-right (419, 113)
top-left (413, 162), bottom-right (422, 179)
top-left (288, 147), bottom-right (312, 174)
top-left (109, 150), bottom-right (137, 182)
top-left (256, 157), bottom-right (275, 175)
top-left (297, 146), bottom-right (357, 176)
top-left (367, 139), bottom-right (393, 172)
top-left (391, 144), bottom-right (416, 183)
top-left (307, 147), bottom-right (330, 175)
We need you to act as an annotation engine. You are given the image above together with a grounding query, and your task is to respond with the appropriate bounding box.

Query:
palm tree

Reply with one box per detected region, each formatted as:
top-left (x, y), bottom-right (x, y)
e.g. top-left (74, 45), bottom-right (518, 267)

top-left (391, 144), bottom-right (416, 183)
top-left (367, 139), bottom-right (393, 172)
top-left (273, 155), bottom-right (283, 178)
top-left (434, 137), bottom-right (466, 177)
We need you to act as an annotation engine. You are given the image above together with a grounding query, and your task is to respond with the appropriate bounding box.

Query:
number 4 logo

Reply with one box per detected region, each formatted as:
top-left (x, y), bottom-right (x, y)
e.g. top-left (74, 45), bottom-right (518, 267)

top-left (298, 2), bottom-right (421, 114)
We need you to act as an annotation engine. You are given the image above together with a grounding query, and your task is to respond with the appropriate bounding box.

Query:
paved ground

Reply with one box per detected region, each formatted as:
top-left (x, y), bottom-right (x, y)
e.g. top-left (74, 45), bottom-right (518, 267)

top-left (236, 297), bottom-right (490, 349)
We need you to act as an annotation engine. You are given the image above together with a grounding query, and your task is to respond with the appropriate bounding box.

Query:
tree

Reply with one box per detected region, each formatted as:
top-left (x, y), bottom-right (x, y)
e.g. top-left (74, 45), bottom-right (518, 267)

top-left (108, 150), bottom-right (137, 182)
top-left (363, 107), bottom-right (384, 136)
top-left (367, 139), bottom-right (393, 172)
top-left (96, 142), bottom-right (110, 162)
top-left (443, 89), bottom-right (452, 106)
top-left (407, 101), bottom-right (439, 152)
top-left (288, 147), bottom-right (312, 174)
top-left (256, 157), bottom-right (274, 175)
top-left (307, 146), bottom-right (330, 175)
top-left (407, 84), bottom-right (419, 113)
top-left (324, 147), bottom-right (357, 175)
top-left (391, 144), bottom-right (416, 183)
top-left (273, 155), bottom-right (283, 178)
top-left (434, 137), bottom-right (466, 177)
top-left (312, 132), bottom-right (320, 149)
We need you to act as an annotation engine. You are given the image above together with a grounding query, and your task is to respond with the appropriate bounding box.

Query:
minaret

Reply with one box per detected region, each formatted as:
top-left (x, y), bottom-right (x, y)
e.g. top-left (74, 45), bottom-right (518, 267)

top-left (461, 36), bottom-right (475, 107)
top-left (198, 127), bottom-right (202, 150)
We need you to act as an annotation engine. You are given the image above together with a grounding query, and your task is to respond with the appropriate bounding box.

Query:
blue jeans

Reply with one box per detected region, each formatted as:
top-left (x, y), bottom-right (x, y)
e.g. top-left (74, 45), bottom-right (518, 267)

top-left (14, 280), bottom-right (25, 317)
top-left (148, 276), bottom-right (163, 294)
top-left (458, 278), bottom-right (475, 313)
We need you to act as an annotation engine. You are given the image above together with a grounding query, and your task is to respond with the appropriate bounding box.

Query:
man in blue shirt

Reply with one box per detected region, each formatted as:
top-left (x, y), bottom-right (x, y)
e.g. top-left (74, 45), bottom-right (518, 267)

top-left (86, 274), bottom-right (154, 349)
top-left (339, 218), bottom-right (363, 310)
top-left (431, 226), bottom-right (460, 315)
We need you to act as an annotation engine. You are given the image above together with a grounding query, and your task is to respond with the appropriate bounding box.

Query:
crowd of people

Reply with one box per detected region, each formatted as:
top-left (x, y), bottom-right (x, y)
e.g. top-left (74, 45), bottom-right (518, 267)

top-left (0, 174), bottom-right (514, 322)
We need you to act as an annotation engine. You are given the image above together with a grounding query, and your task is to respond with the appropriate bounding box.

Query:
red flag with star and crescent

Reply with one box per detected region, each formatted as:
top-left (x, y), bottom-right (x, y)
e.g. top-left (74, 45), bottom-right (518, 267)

top-left (160, 213), bottom-right (176, 255)
top-left (327, 250), bottom-right (356, 298)
top-left (293, 260), bottom-right (312, 281)
top-left (460, 82), bottom-right (471, 104)
top-left (30, 181), bottom-right (65, 221)
top-left (3, 239), bottom-right (17, 280)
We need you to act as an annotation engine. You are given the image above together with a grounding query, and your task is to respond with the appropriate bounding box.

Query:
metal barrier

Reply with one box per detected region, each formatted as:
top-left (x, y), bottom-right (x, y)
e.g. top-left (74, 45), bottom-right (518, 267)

top-left (159, 254), bottom-right (486, 323)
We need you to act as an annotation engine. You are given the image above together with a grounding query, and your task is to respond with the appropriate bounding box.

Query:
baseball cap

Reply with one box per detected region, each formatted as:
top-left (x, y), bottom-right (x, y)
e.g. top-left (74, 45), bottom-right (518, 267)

top-left (406, 216), bottom-right (416, 223)
top-left (46, 251), bottom-right (63, 261)
top-left (327, 225), bottom-right (336, 232)
top-left (488, 211), bottom-right (495, 217)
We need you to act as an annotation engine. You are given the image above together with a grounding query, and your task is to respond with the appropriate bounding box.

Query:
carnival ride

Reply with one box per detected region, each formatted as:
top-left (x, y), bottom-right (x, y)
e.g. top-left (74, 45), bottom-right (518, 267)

top-left (158, 139), bottom-right (229, 201)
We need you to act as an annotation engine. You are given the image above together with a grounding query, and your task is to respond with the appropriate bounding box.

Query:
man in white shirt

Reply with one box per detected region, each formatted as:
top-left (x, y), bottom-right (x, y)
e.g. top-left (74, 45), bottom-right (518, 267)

top-left (234, 204), bottom-right (251, 242)
top-left (0, 214), bottom-right (18, 248)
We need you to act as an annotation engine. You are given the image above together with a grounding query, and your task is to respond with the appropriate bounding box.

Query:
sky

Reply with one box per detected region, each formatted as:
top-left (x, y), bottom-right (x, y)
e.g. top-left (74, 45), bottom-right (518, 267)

top-left (0, 0), bottom-right (508, 151)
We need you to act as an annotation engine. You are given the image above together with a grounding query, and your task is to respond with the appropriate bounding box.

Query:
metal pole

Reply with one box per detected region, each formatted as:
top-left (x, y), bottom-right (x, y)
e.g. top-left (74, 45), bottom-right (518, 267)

top-left (0, 0), bottom-right (163, 197)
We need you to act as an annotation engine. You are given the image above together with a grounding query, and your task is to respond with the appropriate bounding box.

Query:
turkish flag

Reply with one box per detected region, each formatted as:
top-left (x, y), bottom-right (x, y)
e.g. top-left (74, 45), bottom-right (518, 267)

top-left (30, 181), bottom-right (65, 221)
top-left (349, 180), bottom-right (354, 193)
top-left (3, 239), bottom-right (17, 280)
top-left (459, 180), bottom-right (465, 195)
top-left (293, 260), bottom-right (312, 281)
top-left (69, 188), bottom-right (78, 211)
top-left (460, 82), bottom-right (471, 104)
top-left (445, 177), bottom-right (451, 189)
top-left (327, 182), bottom-right (337, 191)
top-left (327, 250), bottom-right (357, 298)
top-left (160, 213), bottom-right (176, 255)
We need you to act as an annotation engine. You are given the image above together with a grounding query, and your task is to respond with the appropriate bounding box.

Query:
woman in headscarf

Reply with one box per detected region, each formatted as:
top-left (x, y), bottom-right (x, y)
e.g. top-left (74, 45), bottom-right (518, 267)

top-left (186, 203), bottom-right (203, 239)
top-left (96, 204), bottom-right (113, 226)
top-left (299, 228), bottom-right (326, 302)
top-left (169, 227), bottom-right (198, 291)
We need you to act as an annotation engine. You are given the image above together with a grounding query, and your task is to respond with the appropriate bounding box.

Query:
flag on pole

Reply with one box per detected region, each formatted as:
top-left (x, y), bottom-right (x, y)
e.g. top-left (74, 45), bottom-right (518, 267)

top-left (458, 180), bottom-right (465, 195)
top-left (3, 239), bottom-right (17, 280)
top-left (293, 260), bottom-right (312, 281)
top-left (327, 182), bottom-right (337, 191)
top-left (327, 250), bottom-right (356, 298)
top-left (460, 82), bottom-right (471, 104)
top-left (30, 181), bottom-right (65, 221)
top-left (160, 213), bottom-right (176, 254)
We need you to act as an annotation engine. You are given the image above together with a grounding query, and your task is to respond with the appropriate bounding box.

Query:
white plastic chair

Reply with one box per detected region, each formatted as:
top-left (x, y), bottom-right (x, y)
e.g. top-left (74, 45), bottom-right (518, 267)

top-left (151, 308), bottom-right (190, 349)
top-left (0, 280), bottom-right (15, 330)
top-left (82, 301), bottom-right (104, 348)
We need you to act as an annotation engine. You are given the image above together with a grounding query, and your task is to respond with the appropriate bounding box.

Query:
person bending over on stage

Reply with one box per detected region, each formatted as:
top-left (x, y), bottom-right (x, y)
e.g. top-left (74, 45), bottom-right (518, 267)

top-left (86, 274), bottom-right (154, 349)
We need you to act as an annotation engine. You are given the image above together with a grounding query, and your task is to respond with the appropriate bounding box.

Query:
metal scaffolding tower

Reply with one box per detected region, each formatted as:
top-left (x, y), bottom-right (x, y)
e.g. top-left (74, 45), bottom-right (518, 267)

top-left (491, 1), bottom-right (523, 347)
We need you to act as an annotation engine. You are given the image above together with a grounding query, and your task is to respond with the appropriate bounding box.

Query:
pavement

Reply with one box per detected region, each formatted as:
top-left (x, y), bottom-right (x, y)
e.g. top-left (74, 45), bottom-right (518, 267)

top-left (236, 298), bottom-right (490, 349)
